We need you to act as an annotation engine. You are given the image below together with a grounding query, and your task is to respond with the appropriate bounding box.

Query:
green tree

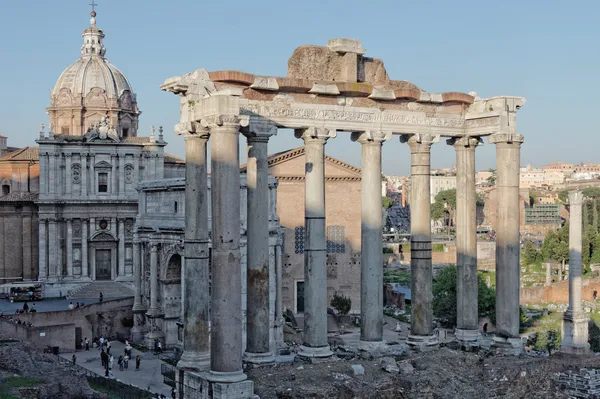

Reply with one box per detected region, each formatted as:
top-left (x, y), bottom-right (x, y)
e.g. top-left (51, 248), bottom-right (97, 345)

top-left (382, 196), bottom-right (393, 209)
top-left (331, 292), bottom-right (351, 315)
top-left (432, 266), bottom-right (496, 327)
top-left (557, 190), bottom-right (569, 204)
top-left (545, 330), bottom-right (561, 355)
top-left (431, 189), bottom-right (457, 233)
top-left (486, 169), bottom-right (497, 186)
top-left (522, 241), bottom-right (542, 265)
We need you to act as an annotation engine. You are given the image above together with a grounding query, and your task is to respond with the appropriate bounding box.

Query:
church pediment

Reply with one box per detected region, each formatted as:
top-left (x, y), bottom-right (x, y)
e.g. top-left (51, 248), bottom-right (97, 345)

top-left (94, 160), bottom-right (112, 168)
top-left (90, 231), bottom-right (117, 242)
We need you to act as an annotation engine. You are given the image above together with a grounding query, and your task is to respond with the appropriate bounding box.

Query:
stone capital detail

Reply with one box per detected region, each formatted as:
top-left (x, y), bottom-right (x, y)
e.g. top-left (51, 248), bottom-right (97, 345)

top-left (200, 114), bottom-right (245, 129)
top-left (351, 130), bottom-right (391, 144)
top-left (569, 190), bottom-right (583, 206)
top-left (294, 127), bottom-right (336, 142)
top-left (488, 132), bottom-right (524, 145)
top-left (400, 133), bottom-right (439, 151)
top-left (446, 136), bottom-right (482, 149)
top-left (175, 121), bottom-right (210, 139)
top-left (242, 119), bottom-right (278, 141)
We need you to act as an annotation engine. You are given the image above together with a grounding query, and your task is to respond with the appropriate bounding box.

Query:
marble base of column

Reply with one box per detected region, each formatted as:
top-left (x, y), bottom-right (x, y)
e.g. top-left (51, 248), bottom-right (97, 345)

top-left (561, 311), bottom-right (590, 354)
top-left (492, 336), bottom-right (523, 355)
top-left (131, 308), bottom-right (147, 343)
top-left (455, 329), bottom-right (480, 345)
top-left (298, 345), bottom-right (333, 358)
top-left (242, 350), bottom-right (275, 365)
top-left (407, 334), bottom-right (439, 351)
top-left (181, 370), bottom-right (256, 399)
top-left (178, 351), bottom-right (210, 371)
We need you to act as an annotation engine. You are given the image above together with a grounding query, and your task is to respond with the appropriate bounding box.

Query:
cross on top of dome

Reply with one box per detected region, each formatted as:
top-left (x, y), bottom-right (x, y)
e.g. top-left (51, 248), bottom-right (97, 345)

top-left (81, 3), bottom-right (105, 57)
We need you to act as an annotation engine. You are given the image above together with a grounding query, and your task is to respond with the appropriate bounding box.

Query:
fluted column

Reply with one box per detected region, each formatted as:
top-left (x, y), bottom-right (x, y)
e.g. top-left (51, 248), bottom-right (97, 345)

top-left (295, 127), bottom-right (335, 358)
top-left (401, 133), bottom-right (439, 348)
top-left (118, 154), bottom-right (125, 194)
top-left (448, 136), bottom-right (481, 344)
top-left (206, 114), bottom-right (246, 382)
top-left (352, 130), bottom-right (388, 348)
top-left (48, 154), bottom-right (56, 195)
top-left (66, 219), bottom-right (73, 278)
top-left (489, 133), bottom-right (523, 351)
top-left (148, 243), bottom-right (159, 312)
top-left (38, 220), bottom-right (47, 280)
top-left (243, 122), bottom-right (277, 363)
top-left (65, 154), bottom-right (72, 197)
top-left (132, 235), bottom-right (146, 342)
top-left (81, 154), bottom-right (88, 196)
top-left (118, 218), bottom-right (126, 278)
top-left (561, 190), bottom-right (590, 353)
top-left (81, 219), bottom-right (89, 278)
top-left (47, 219), bottom-right (59, 279)
top-left (178, 127), bottom-right (211, 371)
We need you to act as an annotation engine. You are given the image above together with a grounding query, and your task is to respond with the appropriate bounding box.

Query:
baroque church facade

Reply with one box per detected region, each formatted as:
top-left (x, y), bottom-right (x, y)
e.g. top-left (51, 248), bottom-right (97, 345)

top-left (0, 10), bottom-right (283, 351)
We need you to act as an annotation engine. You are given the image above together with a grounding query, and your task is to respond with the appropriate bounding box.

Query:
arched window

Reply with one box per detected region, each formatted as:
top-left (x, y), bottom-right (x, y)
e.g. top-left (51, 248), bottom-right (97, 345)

top-left (1, 184), bottom-right (10, 196)
top-left (166, 254), bottom-right (182, 280)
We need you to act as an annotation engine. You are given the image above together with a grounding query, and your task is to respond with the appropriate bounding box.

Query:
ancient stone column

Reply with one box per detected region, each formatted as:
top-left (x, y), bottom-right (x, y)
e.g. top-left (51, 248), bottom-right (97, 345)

top-left (38, 220), bottom-right (47, 280)
top-left (65, 154), bottom-right (72, 196)
top-left (545, 263), bottom-right (552, 286)
top-left (81, 154), bottom-right (88, 196)
top-left (449, 136), bottom-right (481, 344)
top-left (489, 133), bottom-right (524, 352)
top-left (295, 127), bottom-right (335, 358)
top-left (118, 154), bottom-right (125, 194)
top-left (352, 130), bottom-right (388, 349)
top-left (561, 190), bottom-right (590, 353)
top-left (111, 155), bottom-right (118, 194)
top-left (207, 114), bottom-right (246, 382)
top-left (243, 122), bottom-right (277, 364)
top-left (275, 240), bottom-right (285, 350)
top-left (178, 129), bottom-right (211, 371)
top-left (148, 243), bottom-right (159, 312)
top-left (118, 219), bottom-right (126, 278)
top-left (132, 236), bottom-right (145, 342)
top-left (401, 133), bottom-right (439, 348)
top-left (47, 219), bottom-right (58, 279)
top-left (81, 219), bottom-right (88, 278)
top-left (66, 219), bottom-right (73, 278)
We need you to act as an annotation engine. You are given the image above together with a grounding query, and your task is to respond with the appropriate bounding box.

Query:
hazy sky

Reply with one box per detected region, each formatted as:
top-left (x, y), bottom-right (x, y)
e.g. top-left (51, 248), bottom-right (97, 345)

top-left (0, 0), bottom-right (597, 175)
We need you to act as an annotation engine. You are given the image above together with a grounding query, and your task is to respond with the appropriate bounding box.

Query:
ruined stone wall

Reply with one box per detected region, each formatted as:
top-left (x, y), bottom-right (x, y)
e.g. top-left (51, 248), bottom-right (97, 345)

top-left (0, 319), bottom-right (76, 352)
top-left (520, 276), bottom-right (600, 304)
top-left (0, 203), bottom-right (38, 280)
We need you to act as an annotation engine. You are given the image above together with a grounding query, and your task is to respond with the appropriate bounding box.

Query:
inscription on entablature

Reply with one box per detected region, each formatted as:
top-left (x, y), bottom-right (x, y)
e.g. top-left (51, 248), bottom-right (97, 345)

top-left (465, 116), bottom-right (501, 128)
top-left (241, 105), bottom-right (465, 128)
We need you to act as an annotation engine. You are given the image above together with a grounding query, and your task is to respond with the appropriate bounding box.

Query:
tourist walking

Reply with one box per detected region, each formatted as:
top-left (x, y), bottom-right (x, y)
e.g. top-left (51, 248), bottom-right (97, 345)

top-left (100, 349), bottom-right (108, 369)
top-left (98, 336), bottom-right (104, 351)
top-left (85, 337), bottom-right (89, 351)
top-left (123, 353), bottom-right (129, 370)
top-left (68, 302), bottom-right (74, 310)
top-left (22, 302), bottom-right (29, 313)
top-left (118, 354), bottom-right (124, 371)
top-left (99, 292), bottom-right (103, 302)
top-left (135, 355), bottom-right (140, 371)
top-left (106, 341), bottom-right (111, 355)
top-left (171, 386), bottom-right (177, 399)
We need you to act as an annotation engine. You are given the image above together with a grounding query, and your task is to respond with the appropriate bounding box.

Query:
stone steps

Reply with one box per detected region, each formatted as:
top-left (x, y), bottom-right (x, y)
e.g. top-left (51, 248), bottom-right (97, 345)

top-left (67, 281), bottom-right (134, 300)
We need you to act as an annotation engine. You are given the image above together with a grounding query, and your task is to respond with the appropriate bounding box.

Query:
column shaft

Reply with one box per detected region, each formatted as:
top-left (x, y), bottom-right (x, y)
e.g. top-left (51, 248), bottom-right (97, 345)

top-left (245, 136), bottom-right (272, 357)
top-left (66, 219), bottom-right (73, 278)
top-left (490, 134), bottom-right (523, 338)
top-left (111, 155), bottom-right (118, 195)
top-left (179, 132), bottom-right (210, 371)
top-left (66, 155), bottom-right (72, 197)
top-left (119, 154), bottom-right (125, 194)
top-left (118, 219), bottom-right (125, 277)
top-left (81, 155), bottom-right (88, 196)
top-left (149, 244), bottom-right (159, 311)
top-left (451, 137), bottom-right (480, 341)
top-left (210, 118), bottom-right (244, 376)
top-left (357, 136), bottom-right (384, 343)
top-left (132, 240), bottom-right (143, 308)
top-left (47, 220), bottom-right (58, 278)
top-left (38, 220), bottom-right (47, 280)
top-left (22, 215), bottom-right (32, 280)
top-left (82, 220), bottom-right (88, 278)
top-left (403, 134), bottom-right (438, 345)
top-left (296, 127), bottom-right (333, 357)
top-left (568, 192), bottom-right (583, 314)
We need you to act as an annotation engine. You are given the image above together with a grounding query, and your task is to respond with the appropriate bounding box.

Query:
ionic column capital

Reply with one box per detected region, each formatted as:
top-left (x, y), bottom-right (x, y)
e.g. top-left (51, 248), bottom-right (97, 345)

top-left (175, 121), bottom-right (210, 138)
top-left (488, 132), bottom-right (524, 145)
top-left (242, 119), bottom-right (278, 142)
top-left (446, 136), bottom-right (482, 149)
top-left (569, 190), bottom-right (584, 206)
top-left (294, 127), bottom-right (336, 143)
top-left (200, 114), bottom-right (246, 129)
top-left (150, 243), bottom-right (158, 252)
top-left (400, 133), bottom-right (440, 151)
top-left (351, 130), bottom-right (391, 145)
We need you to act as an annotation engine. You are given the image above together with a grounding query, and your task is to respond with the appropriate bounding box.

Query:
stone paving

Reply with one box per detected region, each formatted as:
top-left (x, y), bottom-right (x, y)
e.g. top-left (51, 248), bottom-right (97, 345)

top-left (0, 297), bottom-right (123, 314)
top-left (61, 340), bottom-right (172, 397)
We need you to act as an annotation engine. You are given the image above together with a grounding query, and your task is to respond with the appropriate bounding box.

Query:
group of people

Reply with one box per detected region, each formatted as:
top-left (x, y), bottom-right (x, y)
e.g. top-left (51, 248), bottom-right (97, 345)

top-left (67, 302), bottom-right (85, 310)
top-left (98, 338), bottom-right (140, 377)
top-left (15, 301), bottom-right (36, 314)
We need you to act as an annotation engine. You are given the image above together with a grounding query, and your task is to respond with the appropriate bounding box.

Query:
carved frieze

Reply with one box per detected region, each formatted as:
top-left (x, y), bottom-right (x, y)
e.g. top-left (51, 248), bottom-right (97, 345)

top-left (124, 164), bottom-right (134, 184)
top-left (72, 164), bottom-right (81, 184)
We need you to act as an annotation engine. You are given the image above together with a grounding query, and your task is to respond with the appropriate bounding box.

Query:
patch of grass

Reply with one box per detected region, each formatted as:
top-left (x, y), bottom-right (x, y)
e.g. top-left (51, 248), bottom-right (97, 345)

top-left (432, 243), bottom-right (445, 252)
top-left (479, 270), bottom-right (496, 289)
top-left (0, 376), bottom-right (45, 399)
top-left (88, 380), bottom-right (121, 399)
top-left (383, 269), bottom-right (411, 285)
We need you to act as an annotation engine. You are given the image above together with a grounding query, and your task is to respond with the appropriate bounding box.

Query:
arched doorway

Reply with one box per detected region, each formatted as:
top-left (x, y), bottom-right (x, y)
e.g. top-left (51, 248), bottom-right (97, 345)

top-left (89, 230), bottom-right (117, 280)
top-left (166, 254), bottom-right (182, 280)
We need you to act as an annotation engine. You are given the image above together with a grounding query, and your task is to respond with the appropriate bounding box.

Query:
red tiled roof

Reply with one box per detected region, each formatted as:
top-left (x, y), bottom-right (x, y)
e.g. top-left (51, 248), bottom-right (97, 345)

top-left (0, 146), bottom-right (39, 162)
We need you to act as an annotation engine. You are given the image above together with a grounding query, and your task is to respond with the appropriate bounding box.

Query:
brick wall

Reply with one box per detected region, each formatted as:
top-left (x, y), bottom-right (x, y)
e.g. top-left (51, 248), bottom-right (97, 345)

top-left (520, 277), bottom-right (600, 304)
top-left (0, 319), bottom-right (75, 352)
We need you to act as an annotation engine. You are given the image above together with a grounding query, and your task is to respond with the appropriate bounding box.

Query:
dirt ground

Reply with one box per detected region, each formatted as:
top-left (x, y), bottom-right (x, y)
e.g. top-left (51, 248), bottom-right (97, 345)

top-left (248, 346), bottom-right (600, 399)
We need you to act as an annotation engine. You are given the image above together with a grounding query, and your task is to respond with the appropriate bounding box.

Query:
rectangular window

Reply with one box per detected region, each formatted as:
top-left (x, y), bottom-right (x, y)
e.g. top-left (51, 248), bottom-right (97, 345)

top-left (1, 185), bottom-right (9, 196)
top-left (61, 127), bottom-right (70, 134)
top-left (98, 172), bottom-right (108, 193)
top-left (122, 127), bottom-right (129, 138)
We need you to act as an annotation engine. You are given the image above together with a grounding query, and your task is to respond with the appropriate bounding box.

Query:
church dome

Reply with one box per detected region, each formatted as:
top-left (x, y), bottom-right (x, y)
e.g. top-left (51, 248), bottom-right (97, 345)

top-left (47, 11), bottom-right (140, 137)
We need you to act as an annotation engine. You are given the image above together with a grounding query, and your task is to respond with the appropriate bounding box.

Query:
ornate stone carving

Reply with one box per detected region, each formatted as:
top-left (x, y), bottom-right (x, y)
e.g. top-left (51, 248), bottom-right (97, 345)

top-left (242, 118), bottom-right (278, 139)
top-left (399, 133), bottom-right (440, 146)
top-left (446, 136), bottom-right (482, 148)
top-left (85, 115), bottom-right (120, 142)
top-left (71, 164), bottom-right (81, 184)
top-left (465, 116), bottom-right (501, 128)
top-left (488, 132), bottom-right (524, 145)
top-left (124, 164), bottom-right (134, 183)
top-left (85, 88), bottom-right (107, 107)
top-left (294, 127), bottom-right (336, 141)
top-left (350, 130), bottom-right (391, 144)
top-left (73, 220), bottom-right (81, 237)
top-left (200, 114), bottom-right (242, 128)
top-left (569, 191), bottom-right (583, 206)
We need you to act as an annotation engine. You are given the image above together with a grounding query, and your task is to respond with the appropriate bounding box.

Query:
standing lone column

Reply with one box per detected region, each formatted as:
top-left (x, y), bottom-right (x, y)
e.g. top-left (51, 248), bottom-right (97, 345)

top-left (145, 242), bottom-right (165, 348)
top-left (132, 236), bottom-right (146, 342)
top-left (66, 219), bottom-right (73, 278)
top-left (561, 190), bottom-right (590, 353)
top-left (352, 130), bottom-right (388, 349)
top-left (489, 133), bottom-right (524, 353)
top-left (206, 114), bottom-right (247, 382)
top-left (118, 219), bottom-right (126, 278)
top-left (295, 127), bottom-right (335, 358)
top-left (449, 136), bottom-right (481, 344)
top-left (177, 128), bottom-right (211, 371)
top-left (243, 123), bottom-right (277, 364)
top-left (401, 133), bottom-right (439, 348)
top-left (38, 220), bottom-right (47, 280)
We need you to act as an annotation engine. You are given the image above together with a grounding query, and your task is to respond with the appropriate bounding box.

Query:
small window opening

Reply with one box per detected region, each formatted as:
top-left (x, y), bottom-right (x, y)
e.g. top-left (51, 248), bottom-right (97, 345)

top-left (1, 185), bottom-right (10, 196)
top-left (122, 127), bottom-right (129, 138)
top-left (98, 173), bottom-right (108, 193)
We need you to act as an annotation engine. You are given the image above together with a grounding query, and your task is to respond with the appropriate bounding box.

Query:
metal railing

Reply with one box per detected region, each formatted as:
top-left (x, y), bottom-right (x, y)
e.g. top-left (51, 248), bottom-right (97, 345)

top-left (161, 363), bottom-right (176, 387)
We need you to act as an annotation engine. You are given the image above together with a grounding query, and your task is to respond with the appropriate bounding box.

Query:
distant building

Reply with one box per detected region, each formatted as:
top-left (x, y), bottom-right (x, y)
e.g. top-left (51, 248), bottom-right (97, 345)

top-left (520, 164), bottom-right (565, 188)
top-left (524, 204), bottom-right (562, 226)
top-left (430, 175), bottom-right (456, 203)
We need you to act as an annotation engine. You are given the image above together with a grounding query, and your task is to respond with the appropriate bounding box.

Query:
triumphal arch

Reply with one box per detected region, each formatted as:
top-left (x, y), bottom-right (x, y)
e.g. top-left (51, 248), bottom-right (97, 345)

top-left (162, 38), bottom-right (525, 398)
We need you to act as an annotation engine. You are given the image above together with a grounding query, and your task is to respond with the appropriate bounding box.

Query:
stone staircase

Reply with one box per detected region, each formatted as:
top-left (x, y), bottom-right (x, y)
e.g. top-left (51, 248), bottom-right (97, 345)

top-left (67, 281), bottom-right (134, 300)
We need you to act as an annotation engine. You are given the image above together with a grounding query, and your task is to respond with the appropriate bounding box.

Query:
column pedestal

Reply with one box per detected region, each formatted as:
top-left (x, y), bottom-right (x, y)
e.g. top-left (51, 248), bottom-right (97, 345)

top-left (181, 370), bottom-right (256, 399)
top-left (561, 311), bottom-right (590, 354)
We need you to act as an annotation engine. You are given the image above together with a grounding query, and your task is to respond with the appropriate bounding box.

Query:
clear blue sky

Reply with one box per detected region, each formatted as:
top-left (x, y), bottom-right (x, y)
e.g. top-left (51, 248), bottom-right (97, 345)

top-left (0, 0), bottom-right (597, 175)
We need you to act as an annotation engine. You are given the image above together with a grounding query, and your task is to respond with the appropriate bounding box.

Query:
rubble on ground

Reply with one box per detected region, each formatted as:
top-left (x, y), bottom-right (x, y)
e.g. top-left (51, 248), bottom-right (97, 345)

top-left (0, 341), bottom-right (104, 399)
top-left (249, 346), bottom-right (600, 398)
